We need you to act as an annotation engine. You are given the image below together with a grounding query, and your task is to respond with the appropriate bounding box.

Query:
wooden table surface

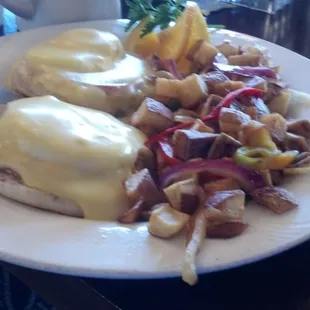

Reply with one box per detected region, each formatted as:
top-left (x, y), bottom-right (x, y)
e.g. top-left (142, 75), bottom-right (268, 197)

top-left (1, 1), bottom-right (310, 309)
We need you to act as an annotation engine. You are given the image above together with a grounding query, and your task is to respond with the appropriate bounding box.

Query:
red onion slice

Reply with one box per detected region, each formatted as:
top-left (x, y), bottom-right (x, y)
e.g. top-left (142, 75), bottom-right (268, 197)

top-left (160, 159), bottom-right (266, 192)
top-left (151, 56), bottom-right (184, 80)
top-left (213, 63), bottom-right (278, 79)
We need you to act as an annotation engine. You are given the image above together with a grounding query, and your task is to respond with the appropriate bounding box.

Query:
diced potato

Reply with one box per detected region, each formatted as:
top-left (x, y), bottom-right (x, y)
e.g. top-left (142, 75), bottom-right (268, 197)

top-left (194, 41), bottom-right (219, 68)
top-left (213, 81), bottom-right (244, 97)
top-left (216, 41), bottom-right (239, 57)
top-left (219, 107), bottom-right (251, 134)
top-left (242, 44), bottom-right (268, 56)
top-left (270, 170), bottom-right (284, 186)
top-left (167, 171), bottom-right (199, 185)
top-left (267, 90), bottom-right (291, 116)
top-left (201, 71), bottom-right (229, 94)
top-left (284, 132), bottom-right (309, 152)
top-left (239, 120), bottom-right (277, 150)
top-left (124, 168), bottom-right (163, 206)
top-left (187, 40), bottom-right (219, 69)
top-left (203, 206), bottom-right (227, 222)
top-left (203, 178), bottom-right (240, 194)
top-left (260, 113), bottom-right (287, 144)
top-left (155, 78), bottom-right (182, 98)
top-left (173, 129), bottom-right (218, 160)
top-left (174, 108), bottom-right (199, 118)
top-left (245, 76), bottom-right (268, 92)
top-left (228, 54), bottom-right (260, 66)
top-left (205, 190), bottom-right (245, 221)
top-left (287, 119), bottom-right (310, 138)
top-left (199, 94), bottom-right (223, 117)
top-left (164, 178), bottom-right (199, 215)
top-left (251, 186), bottom-right (298, 214)
top-left (131, 97), bottom-right (174, 136)
top-left (134, 146), bottom-right (156, 173)
top-left (207, 222), bottom-right (248, 239)
top-left (141, 205), bottom-right (162, 221)
top-left (151, 95), bottom-right (172, 106)
top-left (173, 109), bottom-right (199, 124)
top-left (118, 199), bottom-right (145, 224)
top-left (173, 115), bottom-right (195, 124)
top-left (155, 148), bottom-right (166, 172)
top-left (207, 133), bottom-right (241, 159)
top-left (148, 203), bottom-right (190, 238)
top-left (190, 119), bottom-right (214, 133)
top-left (164, 183), bottom-right (180, 210)
top-left (178, 74), bottom-right (208, 109)
top-left (156, 74), bottom-right (208, 109)
top-left (241, 44), bottom-right (275, 68)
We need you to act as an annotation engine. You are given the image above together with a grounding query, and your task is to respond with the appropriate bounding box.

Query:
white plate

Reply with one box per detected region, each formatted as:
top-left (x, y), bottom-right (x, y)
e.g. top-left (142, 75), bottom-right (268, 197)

top-left (0, 20), bottom-right (309, 279)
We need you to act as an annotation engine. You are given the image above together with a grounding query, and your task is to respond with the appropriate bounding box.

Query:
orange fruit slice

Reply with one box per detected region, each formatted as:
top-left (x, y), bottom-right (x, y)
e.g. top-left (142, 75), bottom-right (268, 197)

top-left (157, 5), bottom-right (197, 60)
top-left (124, 18), bottom-right (148, 53)
top-left (125, 18), bottom-right (160, 59)
top-left (134, 32), bottom-right (160, 59)
top-left (176, 3), bottom-right (210, 74)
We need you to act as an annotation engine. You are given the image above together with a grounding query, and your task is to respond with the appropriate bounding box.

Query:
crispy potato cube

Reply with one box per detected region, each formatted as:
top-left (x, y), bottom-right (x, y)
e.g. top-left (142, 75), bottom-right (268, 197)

top-left (179, 74), bottom-right (208, 109)
top-left (131, 97), bottom-right (174, 136)
top-left (148, 203), bottom-right (190, 238)
top-left (124, 168), bottom-right (163, 206)
top-left (228, 54), bottom-right (260, 66)
top-left (155, 78), bottom-right (182, 98)
top-left (203, 178), bottom-right (240, 194)
top-left (251, 186), bottom-right (298, 214)
top-left (164, 178), bottom-right (199, 215)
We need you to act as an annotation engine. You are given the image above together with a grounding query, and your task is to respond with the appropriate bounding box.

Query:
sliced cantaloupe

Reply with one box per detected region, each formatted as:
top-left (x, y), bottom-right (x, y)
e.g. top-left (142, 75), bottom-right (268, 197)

top-left (176, 3), bottom-right (211, 74)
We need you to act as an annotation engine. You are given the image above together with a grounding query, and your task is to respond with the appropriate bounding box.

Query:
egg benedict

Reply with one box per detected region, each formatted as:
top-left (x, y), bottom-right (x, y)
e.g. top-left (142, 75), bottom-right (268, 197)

top-left (9, 29), bottom-right (154, 118)
top-left (0, 95), bottom-right (149, 220)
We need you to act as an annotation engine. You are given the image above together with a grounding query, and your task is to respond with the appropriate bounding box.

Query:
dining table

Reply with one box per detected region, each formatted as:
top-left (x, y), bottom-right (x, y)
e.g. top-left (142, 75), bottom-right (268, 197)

top-left (0, 0), bottom-right (310, 309)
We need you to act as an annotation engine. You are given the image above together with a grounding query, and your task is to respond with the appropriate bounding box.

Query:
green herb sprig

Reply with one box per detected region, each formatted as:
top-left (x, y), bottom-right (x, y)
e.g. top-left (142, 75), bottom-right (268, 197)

top-left (125, 0), bottom-right (186, 37)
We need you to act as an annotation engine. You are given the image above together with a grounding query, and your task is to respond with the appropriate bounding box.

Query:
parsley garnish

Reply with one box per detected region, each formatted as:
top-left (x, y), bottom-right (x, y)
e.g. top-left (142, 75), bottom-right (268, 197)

top-left (125, 0), bottom-right (186, 37)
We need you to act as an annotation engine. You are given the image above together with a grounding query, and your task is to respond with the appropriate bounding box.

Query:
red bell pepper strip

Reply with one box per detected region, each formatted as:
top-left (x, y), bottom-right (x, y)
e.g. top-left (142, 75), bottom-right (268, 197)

top-left (201, 87), bottom-right (264, 122)
top-left (145, 122), bottom-right (192, 147)
top-left (145, 87), bottom-right (264, 147)
top-left (158, 139), bottom-right (182, 166)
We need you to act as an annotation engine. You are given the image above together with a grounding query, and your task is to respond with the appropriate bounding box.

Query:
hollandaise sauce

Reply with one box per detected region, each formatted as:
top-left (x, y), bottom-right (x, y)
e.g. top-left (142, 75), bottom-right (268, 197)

top-left (26, 29), bottom-right (126, 73)
top-left (9, 29), bottom-right (154, 116)
top-left (0, 96), bottom-right (146, 220)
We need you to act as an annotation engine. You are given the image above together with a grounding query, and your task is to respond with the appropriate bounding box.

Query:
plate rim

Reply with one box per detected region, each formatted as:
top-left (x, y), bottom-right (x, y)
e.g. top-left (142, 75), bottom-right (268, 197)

top-left (0, 222), bottom-right (308, 279)
top-left (0, 19), bottom-right (309, 279)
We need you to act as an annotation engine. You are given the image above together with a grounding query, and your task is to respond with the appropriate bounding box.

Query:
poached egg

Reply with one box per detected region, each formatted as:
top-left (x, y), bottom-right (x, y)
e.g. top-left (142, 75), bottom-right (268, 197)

top-left (0, 95), bottom-right (146, 220)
